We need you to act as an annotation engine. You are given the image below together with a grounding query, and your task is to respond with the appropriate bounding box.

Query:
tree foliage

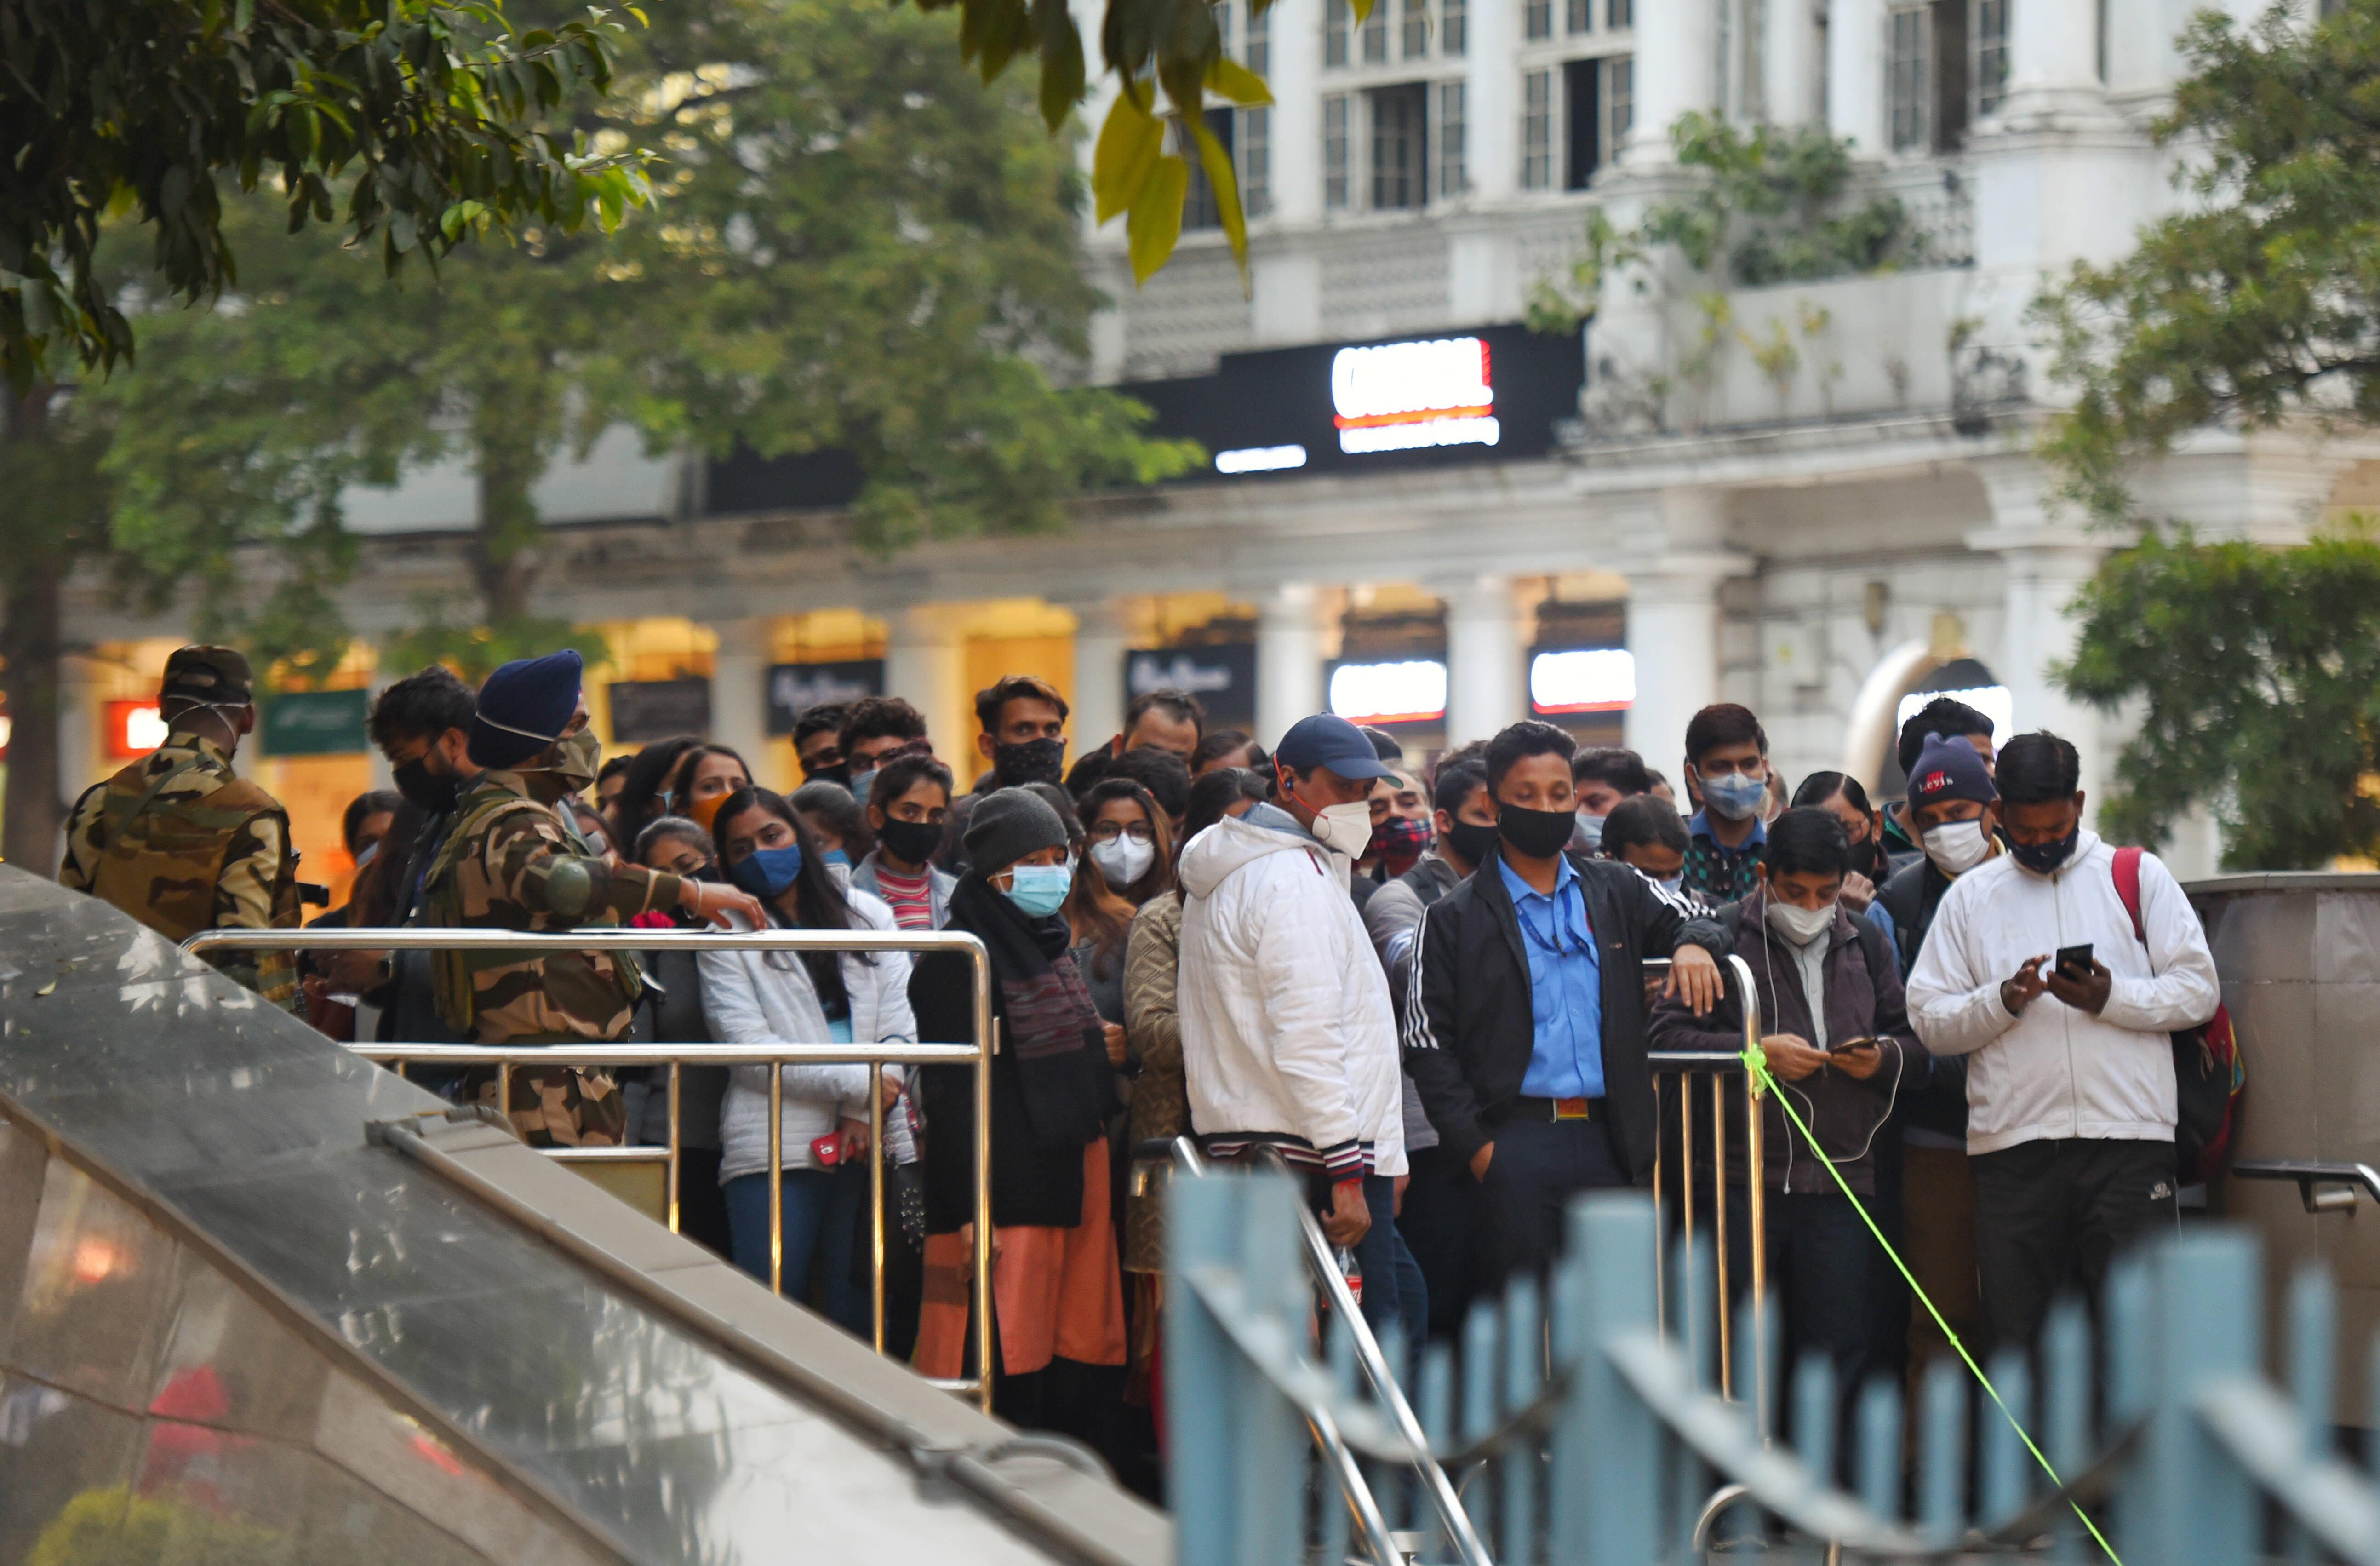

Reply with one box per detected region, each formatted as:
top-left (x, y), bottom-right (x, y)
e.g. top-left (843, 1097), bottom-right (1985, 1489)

top-left (0, 0), bottom-right (652, 387)
top-left (2037, 0), bottom-right (2380, 521)
top-left (2060, 530), bottom-right (2380, 869)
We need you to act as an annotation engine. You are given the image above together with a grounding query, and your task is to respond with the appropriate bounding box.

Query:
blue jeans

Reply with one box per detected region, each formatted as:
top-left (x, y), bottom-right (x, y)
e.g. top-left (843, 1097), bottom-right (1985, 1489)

top-left (1305, 1170), bottom-right (1428, 1348)
top-left (724, 1164), bottom-right (870, 1335)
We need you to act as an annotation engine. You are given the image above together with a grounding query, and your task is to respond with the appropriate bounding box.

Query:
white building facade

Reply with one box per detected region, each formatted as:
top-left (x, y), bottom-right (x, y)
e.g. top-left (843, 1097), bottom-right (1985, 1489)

top-left (55, 0), bottom-right (2372, 878)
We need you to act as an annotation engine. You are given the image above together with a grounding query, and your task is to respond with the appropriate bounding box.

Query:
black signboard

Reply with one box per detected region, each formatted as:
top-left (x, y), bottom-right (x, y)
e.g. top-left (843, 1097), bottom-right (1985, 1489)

top-left (1118, 323), bottom-right (1585, 484)
top-left (607, 678), bottom-right (712, 744)
top-left (767, 660), bottom-right (885, 735)
top-left (1124, 643), bottom-right (1257, 734)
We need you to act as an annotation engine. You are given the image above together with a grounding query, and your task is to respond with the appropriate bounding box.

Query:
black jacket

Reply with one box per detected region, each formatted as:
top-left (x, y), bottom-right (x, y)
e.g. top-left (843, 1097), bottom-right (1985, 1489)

top-left (1405, 850), bottom-right (1731, 1179)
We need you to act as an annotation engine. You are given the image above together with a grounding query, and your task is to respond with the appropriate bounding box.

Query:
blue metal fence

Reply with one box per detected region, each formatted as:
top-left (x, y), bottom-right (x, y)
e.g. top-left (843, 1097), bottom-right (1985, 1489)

top-left (1168, 1168), bottom-right (2380, 1566)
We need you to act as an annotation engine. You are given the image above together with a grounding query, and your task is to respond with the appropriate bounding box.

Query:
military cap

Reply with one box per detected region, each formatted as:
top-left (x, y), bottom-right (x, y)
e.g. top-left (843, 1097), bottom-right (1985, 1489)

top-left (470, 649), bottom-right (584, 769)
top-left (160, 646), bottom-right (254, 707)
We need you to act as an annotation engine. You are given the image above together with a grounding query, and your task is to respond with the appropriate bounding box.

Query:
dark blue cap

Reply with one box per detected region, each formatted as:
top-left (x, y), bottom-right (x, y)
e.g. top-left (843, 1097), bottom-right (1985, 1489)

top-left (1274, 713), bottom-right (1396, 780)
top-left (1908, 730), bottom-right (1997, 809)
top-left (469, 649), bottom-right (584, 769)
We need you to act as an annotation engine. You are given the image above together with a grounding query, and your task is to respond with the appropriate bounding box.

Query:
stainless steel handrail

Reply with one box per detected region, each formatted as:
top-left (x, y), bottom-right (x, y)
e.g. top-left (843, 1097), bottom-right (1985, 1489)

top-left (183, 925), bottom-right (999, 1413)
top-left (1171, 1135), bottom-right (1428, 1566)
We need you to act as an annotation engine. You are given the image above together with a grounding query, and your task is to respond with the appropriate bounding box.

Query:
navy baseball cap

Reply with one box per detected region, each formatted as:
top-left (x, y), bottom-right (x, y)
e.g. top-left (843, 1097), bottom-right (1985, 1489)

top-left (1274, 713), bottom-right (1397, 780)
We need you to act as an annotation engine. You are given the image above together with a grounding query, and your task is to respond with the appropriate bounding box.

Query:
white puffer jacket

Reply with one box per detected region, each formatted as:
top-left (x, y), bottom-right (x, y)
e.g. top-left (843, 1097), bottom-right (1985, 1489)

top-left (701, 890), bottom-right (917, 1184)
top-left (1176, 805), bottom-right (1406, 1178)
top-left (1905, 830), bottom-right (2220, 1156)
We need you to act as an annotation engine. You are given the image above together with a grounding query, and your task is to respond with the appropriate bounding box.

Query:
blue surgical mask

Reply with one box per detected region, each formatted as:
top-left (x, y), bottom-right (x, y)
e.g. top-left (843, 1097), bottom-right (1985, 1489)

top-left (1001, 861), bottom-right (1073, 918)
top-left (823, 848), bottom-right (850, 869)
top-left (1573, 811), bottom-right (1606, 852)
top-left (1698, 769), bottom-right (1768, 822)
top-left (850, 768), bottom-right (877, 806)
top-left (1659, 873), bottom-right (1686, 898)
top-left (729, 843), bottom-right (805, 899)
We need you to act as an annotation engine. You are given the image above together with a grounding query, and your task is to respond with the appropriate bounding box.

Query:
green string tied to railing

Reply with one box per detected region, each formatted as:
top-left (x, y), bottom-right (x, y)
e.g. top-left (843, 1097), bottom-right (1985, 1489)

top-left (1736, 1037), bottom-right (2125, 1566)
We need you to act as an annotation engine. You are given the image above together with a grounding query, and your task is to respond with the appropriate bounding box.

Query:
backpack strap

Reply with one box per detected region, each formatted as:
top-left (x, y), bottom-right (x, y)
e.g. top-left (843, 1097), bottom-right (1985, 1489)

top-left (2112, 845), bottom-right (2147, 945)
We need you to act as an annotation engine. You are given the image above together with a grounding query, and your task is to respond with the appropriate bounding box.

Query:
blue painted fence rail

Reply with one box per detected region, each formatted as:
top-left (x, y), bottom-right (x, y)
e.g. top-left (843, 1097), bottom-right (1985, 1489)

top-left (1167, 1169), bottom-right (2380, 1566)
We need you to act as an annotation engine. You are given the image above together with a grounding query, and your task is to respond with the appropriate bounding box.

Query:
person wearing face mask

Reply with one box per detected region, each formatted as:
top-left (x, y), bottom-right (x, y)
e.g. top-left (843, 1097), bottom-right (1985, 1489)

top-left (1649, 807), bottom-right (1915, 1457)
top-left (909, 788), bottom-right (1127, 1454)
top-left (1363, 767), bottom-right (1434, 883)
top-left (928, 674), bottom-right (1071, 872)
top-left (794, 701), bottom-right (855, 788)
top-left (1600, 795), bottom-right (1698, 905)
top-left (62, 645), bottom-right (304, 1010)
top-left (1906, 731), bottom-right (2220, 1356)
top-left (790, 779), bottom-right (872, 883)
top-left (421, 651), bottom-right (764, 1146)
top-left (1883, 697), bottom-right (2000, 870)
top-left (1407, 722), bottom-right (1731, 1295)
top-left (667, 744), bottom-right (754, 836)
top-left (1568, 747), bottom-right (1652, 855)
top-left (837, 696), bottom-right (933, 807)
top-left (852, 753), bottom-right (959, 930)
top-left (1791, 772), bottom-right (1889, 912)
top-left (698, 788), bottom-right (915, 1332)
top-left (1360, 760), bottom-right (1496, 1338)
top-left (617, 816), bottom-right (736, 1262)
top-left (1063, 780), bottom-right (1174, 1077)
top-left (1175, 713), bottom-right (1417, 1342)
top-left (1679, 704), bottom-right (1775, 905)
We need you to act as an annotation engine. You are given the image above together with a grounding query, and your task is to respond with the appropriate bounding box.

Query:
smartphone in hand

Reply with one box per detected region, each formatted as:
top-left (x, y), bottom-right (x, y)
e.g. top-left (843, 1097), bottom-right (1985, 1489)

top-left (2054, 943), bottom-right (2094, 982)
top-left (1826, 1035), bottom-right (1881, 1055)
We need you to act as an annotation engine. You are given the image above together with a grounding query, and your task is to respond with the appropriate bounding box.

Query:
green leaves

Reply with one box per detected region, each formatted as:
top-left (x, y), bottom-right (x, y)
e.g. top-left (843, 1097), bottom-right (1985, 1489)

top-left (0, 0), bottom-right (656, 389)
top-left (1094, 88), bottom-right (1165, 223)
top-left (2037, 0), bottom-right (2380, 527)
top-left (1127, 154), bottom-right (1189, 284)
top-left (2059, 528), bottom-right (2380, 869)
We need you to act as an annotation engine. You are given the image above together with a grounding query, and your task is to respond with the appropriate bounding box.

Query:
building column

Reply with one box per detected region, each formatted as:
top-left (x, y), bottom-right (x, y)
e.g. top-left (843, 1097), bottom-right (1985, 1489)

top-left (1825, 0), bottom-right (1887, 152)
top-left (708, 616), bottom-right (775, 780)
top-left (1439, 574), bottom-right (1526, 747)
top-left (1067, 598), bottom-right (1130, 751)
top-left (1625, 0), bottom-right (1718, 163)
top-left (1969, 458), bottom-right (2109, 815)
top-left (1622, 533), bottom-right (1747, 780)
top-left (1255, 584), bottom-right (1327, 746)
top-left (881, 604), bottom-right (971, 766)
top-left (2002, 0), bottom-right (2108, 120)
top-left (1764, 0), bottom-right (1824, 127)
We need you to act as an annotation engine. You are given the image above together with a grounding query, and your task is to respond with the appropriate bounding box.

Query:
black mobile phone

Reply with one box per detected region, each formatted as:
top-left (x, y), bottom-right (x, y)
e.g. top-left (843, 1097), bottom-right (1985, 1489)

top-left (2055, 943), bottom-right (2094, 981)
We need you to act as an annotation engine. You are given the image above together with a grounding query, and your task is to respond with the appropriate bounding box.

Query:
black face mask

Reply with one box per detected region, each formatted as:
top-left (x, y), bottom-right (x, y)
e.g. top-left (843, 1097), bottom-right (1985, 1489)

top-left (807, 760), bottom-right (853, 790)
top-left (2008, 826), bottom-right (2080, 876)
top-left (1444, 818), bottom-right (1501, 869)
top-left (875, 815), bottom-right (945, 867)
top-left (993, 736), bottom-right (1066, 788)
top-left (690, 860), bottom-right (724, 883)
top-left (393, 757), bottom-right (458, 815)
top-left (1496, 801), bottom-right (1576, 860)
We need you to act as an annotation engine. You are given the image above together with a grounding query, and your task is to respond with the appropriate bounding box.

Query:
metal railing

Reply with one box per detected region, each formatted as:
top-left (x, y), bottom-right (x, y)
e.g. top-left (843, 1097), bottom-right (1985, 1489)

top-left (183, 925), bottom-right (1000, 1412)
top-left (1163, 951), bottom-right (1768, 1566)
top-left (1173, 1165), bottom-right (2380, 1566)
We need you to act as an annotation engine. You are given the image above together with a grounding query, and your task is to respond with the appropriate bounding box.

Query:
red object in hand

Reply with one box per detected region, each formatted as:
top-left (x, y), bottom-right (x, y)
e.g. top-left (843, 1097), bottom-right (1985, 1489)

top-left (628, 910), bottom-right (677, 929)
top-left (810, 1132), bottom-right (843, 1167)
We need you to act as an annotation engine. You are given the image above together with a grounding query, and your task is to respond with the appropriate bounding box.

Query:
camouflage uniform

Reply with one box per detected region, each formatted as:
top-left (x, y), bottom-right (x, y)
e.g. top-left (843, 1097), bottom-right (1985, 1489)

top-left (421, 768), bottom-right (687, 1146)
top-left (60, 735), bottom-right (301, 1011)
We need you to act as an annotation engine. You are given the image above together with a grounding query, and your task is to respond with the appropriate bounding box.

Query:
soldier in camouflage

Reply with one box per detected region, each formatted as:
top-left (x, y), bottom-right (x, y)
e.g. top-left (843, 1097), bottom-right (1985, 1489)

top-left (421, 650), bottom-right (762, 1145)
top-left (59, 646), bottom-right (301, 1009)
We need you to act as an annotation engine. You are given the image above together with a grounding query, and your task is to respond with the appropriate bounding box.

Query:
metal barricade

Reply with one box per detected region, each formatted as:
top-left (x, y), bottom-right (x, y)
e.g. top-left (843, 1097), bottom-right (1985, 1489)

top-left (183, 925), bottom-right (1000, 1412)
top-left (1643, 953), bottom-right (1769, 1421)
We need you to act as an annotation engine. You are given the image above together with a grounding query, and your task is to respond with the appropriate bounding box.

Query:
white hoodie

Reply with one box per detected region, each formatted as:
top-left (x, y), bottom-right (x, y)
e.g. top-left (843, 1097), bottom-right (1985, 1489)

top-left (1905, 829), bottom-right (2219, 1155)
top-left (1176, 805), bottom-right (1407, 1178)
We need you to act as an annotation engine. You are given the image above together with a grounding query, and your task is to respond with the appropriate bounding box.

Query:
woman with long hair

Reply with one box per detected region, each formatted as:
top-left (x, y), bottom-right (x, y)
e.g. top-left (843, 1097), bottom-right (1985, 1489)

top-left (666, 743), bottom-right (753, 835)
top-left (1792, 769), bottom-right (1890, 912)
top-left (699, 786), bottom-right (913, 1336)
top-left (1064, 779), bottom-right (1174, 1055)
top-left (606, 734), bottom-right (702, 847)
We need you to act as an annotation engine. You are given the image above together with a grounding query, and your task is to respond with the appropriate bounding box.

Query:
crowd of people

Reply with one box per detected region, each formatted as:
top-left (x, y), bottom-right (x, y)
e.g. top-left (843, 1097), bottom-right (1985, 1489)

top-left (63, 642), bottom-right (2224, 1496)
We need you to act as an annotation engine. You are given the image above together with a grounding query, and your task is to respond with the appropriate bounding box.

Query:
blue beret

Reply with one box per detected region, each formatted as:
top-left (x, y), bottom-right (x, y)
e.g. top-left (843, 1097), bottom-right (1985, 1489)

top-left (469, 649), bottom-right (584, 769)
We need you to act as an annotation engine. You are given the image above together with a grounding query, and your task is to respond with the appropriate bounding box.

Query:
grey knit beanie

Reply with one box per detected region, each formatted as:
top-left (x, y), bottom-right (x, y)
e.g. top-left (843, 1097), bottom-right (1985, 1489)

top-left (962, 786), bottom-right (1070, 874)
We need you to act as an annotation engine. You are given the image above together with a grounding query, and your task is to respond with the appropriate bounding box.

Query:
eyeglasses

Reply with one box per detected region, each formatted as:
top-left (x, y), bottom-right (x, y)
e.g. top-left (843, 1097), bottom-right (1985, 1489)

top-left (1087, 820), bottom-right (1155, 844)
top-left (803, 744), bottom-right (844, 768)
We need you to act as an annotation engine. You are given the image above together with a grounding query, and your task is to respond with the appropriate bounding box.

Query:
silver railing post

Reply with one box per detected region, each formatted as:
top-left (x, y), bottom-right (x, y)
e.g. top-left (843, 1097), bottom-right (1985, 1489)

top-left (181, 925), bottom-right (998, 1414)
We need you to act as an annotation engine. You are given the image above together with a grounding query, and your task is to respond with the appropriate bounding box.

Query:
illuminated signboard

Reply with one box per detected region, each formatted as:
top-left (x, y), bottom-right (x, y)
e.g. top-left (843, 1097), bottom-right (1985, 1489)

top-left (1331, 336), bottom-right (1498, 455)
top-left (105, 700), bottom-right (167, 759)
top-left (1328, 660), bottom-right (1447, 727)
top-left (1529, 648), bottom-right (1636, 714)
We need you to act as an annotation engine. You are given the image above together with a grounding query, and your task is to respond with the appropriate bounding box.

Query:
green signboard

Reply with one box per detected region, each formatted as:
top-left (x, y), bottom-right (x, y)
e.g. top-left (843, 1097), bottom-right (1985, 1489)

top-left (260, 688), bottom-right (371, 757)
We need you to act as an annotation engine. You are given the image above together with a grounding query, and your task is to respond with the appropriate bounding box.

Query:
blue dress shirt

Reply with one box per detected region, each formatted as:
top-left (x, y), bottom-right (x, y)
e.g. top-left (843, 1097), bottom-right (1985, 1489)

top-left (1496, 850), bottom-right (1605, 1099)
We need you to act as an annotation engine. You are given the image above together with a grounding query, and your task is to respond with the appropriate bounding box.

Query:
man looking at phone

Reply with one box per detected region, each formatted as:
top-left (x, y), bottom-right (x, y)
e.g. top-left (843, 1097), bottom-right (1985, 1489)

top-left (1905, 732), bottom-right (2220, 1353)
top-left (1649, 806), bottom-right (1916, 1450)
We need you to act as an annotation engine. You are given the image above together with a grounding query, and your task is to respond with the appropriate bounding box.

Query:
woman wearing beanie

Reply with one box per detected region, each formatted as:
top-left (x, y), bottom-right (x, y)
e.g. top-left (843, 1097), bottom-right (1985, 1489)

top-left (910, 787), bottom-right (1126, 1456)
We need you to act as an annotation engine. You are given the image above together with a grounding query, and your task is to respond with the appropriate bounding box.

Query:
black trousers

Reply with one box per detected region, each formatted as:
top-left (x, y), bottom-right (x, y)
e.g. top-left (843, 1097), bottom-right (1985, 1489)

top-left (1724, 1192), bottom-right (1882, 1474)
top-left (1970, 1137), bottom-right (2177, 1354)
top-left (1400, 1142), bottom-right (1491, 1339)
top-left (1480, 1114), bottom-right (1630, 1286)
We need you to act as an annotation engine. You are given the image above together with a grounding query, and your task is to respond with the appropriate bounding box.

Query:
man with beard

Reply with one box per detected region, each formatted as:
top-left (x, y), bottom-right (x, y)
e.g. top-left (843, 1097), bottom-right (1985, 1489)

top-left (938, 674), bottom-right (1072, 873)
top-left (421, 650), bottom-right (761, 1144)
